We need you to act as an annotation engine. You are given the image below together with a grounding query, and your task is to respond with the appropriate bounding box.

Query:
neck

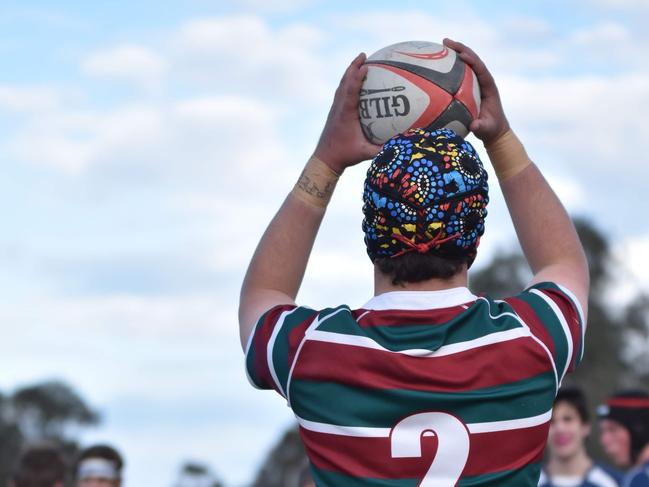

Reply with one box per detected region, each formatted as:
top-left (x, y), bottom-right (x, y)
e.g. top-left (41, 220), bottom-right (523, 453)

top-left (547, 449), bottom-right (592, 477)
top-left (373, 266), bottom-right (468, 295)
top-left (636, 444), bottom-right (649, 466)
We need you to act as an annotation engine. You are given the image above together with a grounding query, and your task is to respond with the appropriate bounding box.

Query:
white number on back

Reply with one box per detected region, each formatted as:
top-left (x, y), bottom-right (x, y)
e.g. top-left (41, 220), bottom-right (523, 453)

top-left (390, 412), bottom-right (470, 487)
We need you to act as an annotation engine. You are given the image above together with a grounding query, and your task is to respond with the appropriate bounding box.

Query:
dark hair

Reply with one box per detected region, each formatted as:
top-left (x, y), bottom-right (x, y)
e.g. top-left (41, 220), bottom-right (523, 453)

top-left (555, 387), bottom-right (590, 423)
top-left (12, 445), bottom-right (65, 487)
top-left (598, 389), bottom-right (649, 463)
top-left (76, 444), bottom-right (123, 475)
top-left (375, 252), bottom-right (468, 286)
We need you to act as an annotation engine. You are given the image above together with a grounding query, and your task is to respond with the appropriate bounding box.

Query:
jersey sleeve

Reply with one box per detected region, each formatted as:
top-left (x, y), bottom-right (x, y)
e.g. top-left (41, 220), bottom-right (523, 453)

top-left (244, 304), bottom-right (319, 399)
top-left (504, 282), bottom-right (585, 383)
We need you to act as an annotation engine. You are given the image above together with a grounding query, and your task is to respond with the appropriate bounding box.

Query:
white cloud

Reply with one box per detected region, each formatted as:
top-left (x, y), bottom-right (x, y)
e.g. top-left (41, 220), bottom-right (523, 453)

top-left (6, 94), bottom-right (286, 179)
top-left (571, 22), bottom-right (631, 46)
top-left (82, 44), bottom-right (167, 88)
top-left (171, 16), bottom-right (329, 100)
top-left (0, 85), bottom-right (60, 112)
top-left (236, 0), bottom-right (315, 12)
top-left (500, 73), bottom-right (649, 173)
top-left (588, 0), bottom-right (649, 10)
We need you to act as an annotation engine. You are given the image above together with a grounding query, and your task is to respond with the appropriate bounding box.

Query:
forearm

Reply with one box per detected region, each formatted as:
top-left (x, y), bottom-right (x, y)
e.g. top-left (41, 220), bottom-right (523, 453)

top-left (488, 131), bottom-right (588, 283)
top-left (238, 157), bottom-right (338, 346)
top-left (241, 193), bottom-right (325, 299)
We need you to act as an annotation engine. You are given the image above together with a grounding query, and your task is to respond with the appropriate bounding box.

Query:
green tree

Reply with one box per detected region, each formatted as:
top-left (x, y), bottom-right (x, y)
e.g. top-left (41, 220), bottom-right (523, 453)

top-left (174, 461), bottom-right (224, 487)
top-left (0, 380), bottom-right (100, 486)
top-left (251, 428), bottom-right (306, 487)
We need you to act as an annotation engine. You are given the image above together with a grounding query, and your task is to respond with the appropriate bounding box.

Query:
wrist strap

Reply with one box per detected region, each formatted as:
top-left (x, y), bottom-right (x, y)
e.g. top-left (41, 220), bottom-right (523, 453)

top-left (292, 156), bottom-right (340, 208)
top-left (486, 130), bottom-right (532, 181)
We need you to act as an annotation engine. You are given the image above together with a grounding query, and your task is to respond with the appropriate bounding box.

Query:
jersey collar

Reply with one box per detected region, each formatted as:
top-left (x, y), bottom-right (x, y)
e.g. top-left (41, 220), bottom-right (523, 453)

top-left (362, 287), bottom-right (477, 311)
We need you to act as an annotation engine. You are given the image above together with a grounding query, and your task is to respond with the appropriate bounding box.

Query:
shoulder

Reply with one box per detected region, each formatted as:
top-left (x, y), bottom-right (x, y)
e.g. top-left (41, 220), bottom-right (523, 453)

top-left (588, 462), bottom-right (624, 486)
top-left (623, 462), bottom-right (649, 487)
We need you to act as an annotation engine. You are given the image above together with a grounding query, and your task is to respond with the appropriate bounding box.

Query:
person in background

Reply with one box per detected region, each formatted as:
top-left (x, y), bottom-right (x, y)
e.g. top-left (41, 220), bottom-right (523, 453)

top-left (539, 387), bottom-right (622, 487)
top-left (598, 390), bottom-right (649, 487)
top-left (9, 444), bottom-right (65, 487)
top-left (74, 444), bottom-right (123, 487)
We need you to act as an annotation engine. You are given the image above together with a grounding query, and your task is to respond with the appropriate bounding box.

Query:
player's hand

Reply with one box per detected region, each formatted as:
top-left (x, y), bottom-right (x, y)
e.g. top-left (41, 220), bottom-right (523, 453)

top-left (313, 53), bottom-right (383, 174)
top-left (443, 38), bottom-right (510, 147)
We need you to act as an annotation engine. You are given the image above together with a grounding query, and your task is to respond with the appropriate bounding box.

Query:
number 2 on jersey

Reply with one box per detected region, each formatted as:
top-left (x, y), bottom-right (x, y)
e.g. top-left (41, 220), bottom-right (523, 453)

top-left (390, 412), bottom-right (470, 487)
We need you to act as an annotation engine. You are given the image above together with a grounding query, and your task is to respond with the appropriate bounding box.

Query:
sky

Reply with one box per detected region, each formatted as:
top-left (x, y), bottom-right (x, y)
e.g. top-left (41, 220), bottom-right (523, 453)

top-left (1, 0), bottom-right (648, 485)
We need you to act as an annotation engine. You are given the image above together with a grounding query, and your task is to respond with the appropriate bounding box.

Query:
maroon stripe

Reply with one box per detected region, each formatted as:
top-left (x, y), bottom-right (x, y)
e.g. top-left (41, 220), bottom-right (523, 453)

top-left (465, 424), bottom-right (548, 475)
top-left (292, 336), bottom-right (551, 392)
top-left (252, 305), bottom-right (295, 393)
top-left (505, 297), bottom-right (556, 357)
top-left (299, 422), bottom-right (549, 479)
top-left (539, 288), bottom-right (582, 371)
top-left (352, 306), bottom-right (470, 327)
top-left (287, 318), bottom-right (315, 367)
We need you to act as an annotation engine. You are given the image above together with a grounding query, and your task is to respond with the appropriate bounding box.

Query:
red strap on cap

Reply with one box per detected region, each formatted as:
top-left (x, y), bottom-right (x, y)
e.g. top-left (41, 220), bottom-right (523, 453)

top-left (607, 398), bottom-right (649, 409)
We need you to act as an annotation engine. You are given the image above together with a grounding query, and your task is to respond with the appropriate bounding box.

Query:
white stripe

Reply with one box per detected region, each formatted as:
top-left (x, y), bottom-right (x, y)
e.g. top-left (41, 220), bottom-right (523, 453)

top-left (306, 327), bottom-right (530, 358)
top-left (557, 284), bottom-right (586, 361)
top-left (267, 308), bottom-right (300, 398)
top-left (297, 416), bottom-right (391, 437)
top-left (285, 307), bottom-right (350, 407)
top-left (587, 466), bottom-right (619, 487)
top-left (356, 310), bottom-right (371, 322)
top-left (490, 298), bottom-right (560, 393)
top-left (530, 289), bottom-right (574, 384)
top-left (466, 409), bottom-right (552, 433)
top-left (296, 409), bottom-right (552, 438)
top-left (362, 287), bottom-right (477, 311)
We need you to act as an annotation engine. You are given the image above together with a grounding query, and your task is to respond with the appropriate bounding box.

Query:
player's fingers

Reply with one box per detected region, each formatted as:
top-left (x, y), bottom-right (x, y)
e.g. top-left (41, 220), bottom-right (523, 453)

top-left (335, 53), bottom-right (365, 102)
top-left (342, 59), bottom-right (367, 110)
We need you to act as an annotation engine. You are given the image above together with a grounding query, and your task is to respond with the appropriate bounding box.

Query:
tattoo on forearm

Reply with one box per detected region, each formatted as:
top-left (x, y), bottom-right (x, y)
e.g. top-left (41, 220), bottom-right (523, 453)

top-left (296, 173), bottom-right (336, 201)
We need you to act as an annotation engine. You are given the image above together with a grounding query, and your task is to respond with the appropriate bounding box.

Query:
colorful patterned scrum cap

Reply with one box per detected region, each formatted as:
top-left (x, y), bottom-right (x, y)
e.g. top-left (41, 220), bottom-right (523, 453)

top-left (362, 128), bottom-right (489, 264)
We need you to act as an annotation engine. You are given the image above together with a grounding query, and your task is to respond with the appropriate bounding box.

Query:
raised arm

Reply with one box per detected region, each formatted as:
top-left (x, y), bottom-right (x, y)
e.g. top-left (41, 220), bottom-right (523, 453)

top-left (444, 39), bottom-right (589, 318)
top-left (238, 53), bottom-right (381, 348)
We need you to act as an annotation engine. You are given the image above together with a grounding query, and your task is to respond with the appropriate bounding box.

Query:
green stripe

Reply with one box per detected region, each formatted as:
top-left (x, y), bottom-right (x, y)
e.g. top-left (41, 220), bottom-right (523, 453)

top-left (459, 463), bottom-right (541, 486)
top-left (292, 371), bottom-right (556, 428)
top-left (316, 300), bottom-right (523, 352)
top-left (313, 468), bottom-right (416, 486)
top-left (517, 288), bottom-right (570, 377)
top-left (312, 463), bottom-right (541, 486)
top-left (245, 308), bottom-right (275, 389)
top-left (271, 307), bottom-right (318, 393)
top-left (245, 335), bottom-right (263, 388)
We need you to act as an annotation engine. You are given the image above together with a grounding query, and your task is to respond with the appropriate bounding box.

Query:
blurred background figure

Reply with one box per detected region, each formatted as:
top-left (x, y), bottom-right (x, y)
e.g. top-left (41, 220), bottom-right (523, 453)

top-left (598, 390), bottom-right (649, 486)
top-left (74, 445), bottom-right (122, 487)
top-left (539, 388), bottom-right (622, 487)
top-left (297, 463), bottom-right (314, 487)
top-left (9, 444), bottom-right (65, 487)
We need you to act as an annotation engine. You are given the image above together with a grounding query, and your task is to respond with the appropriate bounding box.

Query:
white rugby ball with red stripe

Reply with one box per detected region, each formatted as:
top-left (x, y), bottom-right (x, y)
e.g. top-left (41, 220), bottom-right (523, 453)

top-left (360, 41), bottom-right (481, 144)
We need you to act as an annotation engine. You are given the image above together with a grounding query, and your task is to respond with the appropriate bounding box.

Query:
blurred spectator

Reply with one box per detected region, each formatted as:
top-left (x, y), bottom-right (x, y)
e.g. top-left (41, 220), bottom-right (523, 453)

top-left (598, 390), bottom-right (649, 486)
top-left (9, 444), bottom-right (65, 487)
top-left (539, 387), bottom-right (622, 486)
top-left (74, 444), bottom-right (123, 487)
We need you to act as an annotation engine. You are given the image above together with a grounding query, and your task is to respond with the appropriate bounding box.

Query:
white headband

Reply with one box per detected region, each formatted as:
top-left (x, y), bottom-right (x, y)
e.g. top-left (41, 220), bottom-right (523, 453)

top-left (78, 458), bottom-right (119, 480)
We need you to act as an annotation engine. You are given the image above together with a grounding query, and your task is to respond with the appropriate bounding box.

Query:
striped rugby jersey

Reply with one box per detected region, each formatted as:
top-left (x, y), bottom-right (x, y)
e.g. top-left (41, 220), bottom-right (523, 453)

top-left (245, 282), bottom-right (585, 486)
